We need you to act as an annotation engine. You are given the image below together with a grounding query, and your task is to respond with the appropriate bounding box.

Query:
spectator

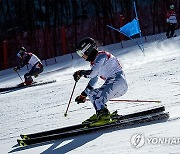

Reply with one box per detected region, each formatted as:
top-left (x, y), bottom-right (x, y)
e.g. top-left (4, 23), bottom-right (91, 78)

top-left (166, 5), bottom-right (177, 38)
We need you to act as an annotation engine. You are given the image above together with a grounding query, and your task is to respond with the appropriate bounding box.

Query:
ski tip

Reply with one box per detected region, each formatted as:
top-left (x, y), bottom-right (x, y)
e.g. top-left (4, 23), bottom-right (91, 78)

top-left (156, 100), bottom-right (161, 103)
top-left (17, 139), bottom-right (27, 147)
top-left (20, 134), bottom-right (30, 140)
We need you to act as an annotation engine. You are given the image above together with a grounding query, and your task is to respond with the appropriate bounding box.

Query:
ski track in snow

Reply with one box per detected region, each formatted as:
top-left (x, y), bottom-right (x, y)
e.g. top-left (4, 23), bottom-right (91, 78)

top-left (0, 36), bottom-right (180, 154)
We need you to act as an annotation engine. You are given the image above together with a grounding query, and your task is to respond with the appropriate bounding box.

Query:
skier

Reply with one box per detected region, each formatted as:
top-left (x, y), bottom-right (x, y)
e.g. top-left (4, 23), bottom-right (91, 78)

top-left (14, 47), bottom-right (44, 85)
top-left (166, 4), bottom-right (177, 38)
top-left (73, 37), bottom-right (128, 126)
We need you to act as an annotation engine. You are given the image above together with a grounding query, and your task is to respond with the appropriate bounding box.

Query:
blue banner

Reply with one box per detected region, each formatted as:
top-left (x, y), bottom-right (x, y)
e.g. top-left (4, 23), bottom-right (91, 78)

top-left (106, 2), bottom-right (144, 53)
top-left (120, 19), bottom-right (140, 37)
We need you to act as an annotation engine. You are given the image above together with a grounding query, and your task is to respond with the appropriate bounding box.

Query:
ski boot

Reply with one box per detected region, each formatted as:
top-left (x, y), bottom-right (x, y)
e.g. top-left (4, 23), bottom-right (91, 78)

top-left (89, 108), bottom-right (115, 127)
top-left (82, 114), bottom-right (98, 124)
top-left (82, 104), bottom-right (110, 124)
top-left (110, 110), bottom-right (119, 118)
top-left (34, 74), bottom-right (39, 78)
top-left (25, 76), bottom-right (33, 85)
top-left (82, 110), bottom-right (118, 125)
top-left (17, 82), bottom-right (26, 87)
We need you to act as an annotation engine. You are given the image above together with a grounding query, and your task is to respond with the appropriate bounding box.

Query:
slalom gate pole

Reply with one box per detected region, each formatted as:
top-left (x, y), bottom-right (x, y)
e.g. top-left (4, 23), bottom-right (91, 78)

top-left (15, 70), bottom-right (24, 82)
top-left (86, 99), bottom-right (161, 103)
top-left (64, 81), bottom-right (77, 117)
top-left (133, 1), bottom-right (145, 54)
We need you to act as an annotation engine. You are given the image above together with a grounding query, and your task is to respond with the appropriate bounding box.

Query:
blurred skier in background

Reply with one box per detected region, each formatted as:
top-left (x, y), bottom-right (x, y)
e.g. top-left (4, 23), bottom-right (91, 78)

top-left (73, 37), bottom-right (128, 126)
top-left (166, 4), bottom-right (177, 38)
top-left (14, 47), bottom-right (43, 85)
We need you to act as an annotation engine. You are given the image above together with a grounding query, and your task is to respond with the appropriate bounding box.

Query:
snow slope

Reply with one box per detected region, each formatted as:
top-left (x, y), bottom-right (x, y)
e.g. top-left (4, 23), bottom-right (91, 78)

top-left (1, 35), bottom-right (180, 154)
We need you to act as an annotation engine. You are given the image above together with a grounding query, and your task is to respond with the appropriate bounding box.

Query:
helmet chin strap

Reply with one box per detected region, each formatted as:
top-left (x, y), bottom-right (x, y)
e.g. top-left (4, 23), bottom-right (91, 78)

top-left (82, 54), bottom-right (88, 60)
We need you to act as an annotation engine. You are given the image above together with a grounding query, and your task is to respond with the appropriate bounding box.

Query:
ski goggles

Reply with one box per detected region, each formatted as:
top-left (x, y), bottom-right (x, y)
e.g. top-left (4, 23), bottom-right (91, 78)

top-left (76, 43), bottom-right (93, 57)
top-left (17, 53), bottom-right (22, 58)
top-left (76, 49), bottom-right (84, 57)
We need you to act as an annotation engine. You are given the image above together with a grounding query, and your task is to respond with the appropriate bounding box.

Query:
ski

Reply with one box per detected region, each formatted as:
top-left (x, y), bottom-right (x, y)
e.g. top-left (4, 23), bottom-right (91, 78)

top-left (20, 106), bottom-right (165, 140)
top-left (20, 123), bottom-right (86, 140)
top-left (0, 80), bottom-right (56, 92)
top-left (17, 106), bottom-right (168, 146)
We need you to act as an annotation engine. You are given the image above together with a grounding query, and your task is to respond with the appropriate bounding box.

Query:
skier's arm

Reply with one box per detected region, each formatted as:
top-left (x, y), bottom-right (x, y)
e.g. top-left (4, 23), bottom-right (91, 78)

top-left (73, 70), bottom-right (98, 94)
top-left (75, 76), bottom-right (98, 104)
top-left (80, 54), bottom-right (107, 78)
top-left (166, 12), bottom-right (170, 23)
top-left (82, 54), bottom-right (106, 78)
top-left (82, 76), bottom-right (98, 96)
top-left (19, 54), bottom-right (31, 68)
top-left (73, 54), bottom-right (106, 82)
top-left (78, 56), bottom-right (107, 96)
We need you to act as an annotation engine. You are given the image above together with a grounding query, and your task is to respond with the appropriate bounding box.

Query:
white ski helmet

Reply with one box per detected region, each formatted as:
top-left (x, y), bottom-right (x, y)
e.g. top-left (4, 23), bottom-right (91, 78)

top-left (170, 5), bottom-right (174, 10)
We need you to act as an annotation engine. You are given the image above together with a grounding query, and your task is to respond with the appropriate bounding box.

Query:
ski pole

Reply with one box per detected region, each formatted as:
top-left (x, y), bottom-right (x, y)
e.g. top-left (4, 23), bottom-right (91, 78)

top-left (64, 81), bottom-right (77, 117)
top-left (15, 70), bottom-right (24, 82)
top-left (86, 99), bottom-right (161, 103)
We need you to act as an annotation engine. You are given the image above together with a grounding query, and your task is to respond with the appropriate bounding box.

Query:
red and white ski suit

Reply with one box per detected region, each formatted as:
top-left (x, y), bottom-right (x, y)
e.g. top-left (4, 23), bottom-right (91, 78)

top-left (166, 10), bottom-right (177, 24)
top-left (82, 51), bottom-right (128, 111)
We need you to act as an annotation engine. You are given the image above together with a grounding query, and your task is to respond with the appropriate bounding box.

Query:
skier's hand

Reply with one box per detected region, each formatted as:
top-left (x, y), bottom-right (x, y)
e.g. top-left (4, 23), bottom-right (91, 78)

top-left (75, 94), bottom-right (86, 104)
top-left (13, 66), bottom-right (20, 71)
top-left (73, 70), bottom-right (83, 82)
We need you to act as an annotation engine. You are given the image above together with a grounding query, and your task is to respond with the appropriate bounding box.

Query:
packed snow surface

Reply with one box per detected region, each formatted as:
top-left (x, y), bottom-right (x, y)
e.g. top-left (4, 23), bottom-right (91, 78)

top-left (0, 36), bottom-right (180, 154)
